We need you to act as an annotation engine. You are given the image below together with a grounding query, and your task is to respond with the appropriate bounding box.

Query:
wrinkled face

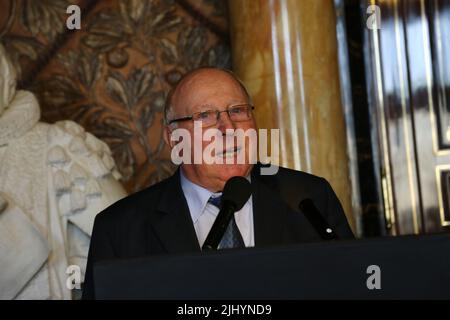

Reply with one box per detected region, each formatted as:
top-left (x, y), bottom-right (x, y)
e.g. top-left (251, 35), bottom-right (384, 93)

top-left (0, 44), bottom-right (16, 114)
top-left (165, 69), bottom-right (257, 192)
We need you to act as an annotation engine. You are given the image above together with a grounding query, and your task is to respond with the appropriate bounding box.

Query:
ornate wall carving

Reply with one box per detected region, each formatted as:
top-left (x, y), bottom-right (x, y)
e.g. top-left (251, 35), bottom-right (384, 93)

top-left (0, 0), bottom-right (231, 193)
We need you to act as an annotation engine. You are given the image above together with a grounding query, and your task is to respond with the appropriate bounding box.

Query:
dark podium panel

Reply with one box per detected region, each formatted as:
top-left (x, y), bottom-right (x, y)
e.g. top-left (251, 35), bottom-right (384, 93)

top-left (94, 234), bottom-right (450, 299)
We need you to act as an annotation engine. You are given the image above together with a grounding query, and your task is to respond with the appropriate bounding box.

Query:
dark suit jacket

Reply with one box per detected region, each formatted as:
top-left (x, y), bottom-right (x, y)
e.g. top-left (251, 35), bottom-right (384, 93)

top-left (82, 163), bottom-right (354, 299)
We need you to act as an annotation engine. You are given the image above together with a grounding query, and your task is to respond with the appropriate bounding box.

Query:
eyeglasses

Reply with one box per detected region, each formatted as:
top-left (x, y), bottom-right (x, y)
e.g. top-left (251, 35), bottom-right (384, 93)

top-left (168, 104), bottom-right (255, 127)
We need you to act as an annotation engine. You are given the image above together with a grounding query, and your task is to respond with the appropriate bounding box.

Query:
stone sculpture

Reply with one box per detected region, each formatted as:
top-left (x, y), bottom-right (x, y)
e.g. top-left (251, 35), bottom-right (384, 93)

top-left (0, 44), bottom-right (127, 299)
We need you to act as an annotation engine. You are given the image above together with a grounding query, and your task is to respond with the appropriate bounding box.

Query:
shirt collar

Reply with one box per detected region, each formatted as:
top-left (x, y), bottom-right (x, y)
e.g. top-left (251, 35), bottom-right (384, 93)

top-left (180, 168), bottom-right (220, 224)
top-left (179, 168), bottom-right (252, 224)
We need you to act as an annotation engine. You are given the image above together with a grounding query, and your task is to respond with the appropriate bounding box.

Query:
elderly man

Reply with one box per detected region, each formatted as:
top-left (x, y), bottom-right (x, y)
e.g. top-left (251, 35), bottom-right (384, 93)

top-left (82, 67), bottom-right (353, 299)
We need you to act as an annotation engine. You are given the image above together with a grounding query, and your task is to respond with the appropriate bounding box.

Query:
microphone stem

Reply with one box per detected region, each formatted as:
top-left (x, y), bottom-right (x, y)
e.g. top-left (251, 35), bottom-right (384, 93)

top-left (202, 203), bottom-right (236, 250)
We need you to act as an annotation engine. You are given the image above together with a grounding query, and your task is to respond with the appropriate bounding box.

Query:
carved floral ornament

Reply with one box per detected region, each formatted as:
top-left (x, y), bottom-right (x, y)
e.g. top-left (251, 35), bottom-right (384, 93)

top-left (0, 0), bottom-right (230, 192)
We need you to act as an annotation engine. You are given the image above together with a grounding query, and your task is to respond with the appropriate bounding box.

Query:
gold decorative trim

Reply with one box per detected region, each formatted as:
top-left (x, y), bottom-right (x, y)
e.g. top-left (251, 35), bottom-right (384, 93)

top-left (435, 164), bottom-right (450, 226)
top-left (370, 0), bottom-right (396, 234)
top-left (393, 0), bottom-right (420, 234)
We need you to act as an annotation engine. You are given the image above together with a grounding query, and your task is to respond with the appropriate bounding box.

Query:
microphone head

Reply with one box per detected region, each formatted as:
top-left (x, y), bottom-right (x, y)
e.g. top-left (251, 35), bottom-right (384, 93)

top-left (222, 176), bottom-right (252, 211)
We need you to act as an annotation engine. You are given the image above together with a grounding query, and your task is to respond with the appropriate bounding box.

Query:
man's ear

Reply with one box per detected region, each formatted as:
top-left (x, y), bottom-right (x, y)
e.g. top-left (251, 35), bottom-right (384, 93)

top-left (163, 125), bottom-right (174, 149)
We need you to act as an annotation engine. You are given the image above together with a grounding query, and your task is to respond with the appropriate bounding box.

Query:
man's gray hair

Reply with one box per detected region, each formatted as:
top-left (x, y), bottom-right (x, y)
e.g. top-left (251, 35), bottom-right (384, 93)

top-left (163, 67), bottom-right (253, 126)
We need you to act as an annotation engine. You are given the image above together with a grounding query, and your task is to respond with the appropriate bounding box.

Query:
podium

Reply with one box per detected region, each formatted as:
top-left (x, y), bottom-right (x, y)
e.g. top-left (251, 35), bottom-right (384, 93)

top-left (93, 233), bottom-right (450, 299)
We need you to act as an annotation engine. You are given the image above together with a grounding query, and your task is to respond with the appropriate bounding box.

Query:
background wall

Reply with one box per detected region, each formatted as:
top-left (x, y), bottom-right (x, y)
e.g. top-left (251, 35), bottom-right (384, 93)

top-left (0, 0), bottom-right (231, 193)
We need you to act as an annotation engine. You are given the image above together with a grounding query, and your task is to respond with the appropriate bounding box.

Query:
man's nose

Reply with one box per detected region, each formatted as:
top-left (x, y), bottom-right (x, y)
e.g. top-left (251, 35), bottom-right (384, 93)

top-left (217, 110), bottom-right (236, 134)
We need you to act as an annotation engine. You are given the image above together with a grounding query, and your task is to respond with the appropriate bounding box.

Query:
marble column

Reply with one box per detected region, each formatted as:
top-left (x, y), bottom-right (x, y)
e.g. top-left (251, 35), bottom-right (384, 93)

top-left (229, 0), bottom-right (354, 230)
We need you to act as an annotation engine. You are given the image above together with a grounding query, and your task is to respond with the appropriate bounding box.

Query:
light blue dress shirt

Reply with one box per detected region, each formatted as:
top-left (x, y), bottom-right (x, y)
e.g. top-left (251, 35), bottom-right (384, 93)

top-left (179, 169), bottom-right (254, 248)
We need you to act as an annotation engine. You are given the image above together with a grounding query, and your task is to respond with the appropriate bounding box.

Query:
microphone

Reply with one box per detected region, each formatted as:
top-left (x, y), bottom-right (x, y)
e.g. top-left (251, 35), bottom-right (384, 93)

top-left (202, 176), bottom-right (252, 251)
top-left (299, 198), bottom-right (338, 240)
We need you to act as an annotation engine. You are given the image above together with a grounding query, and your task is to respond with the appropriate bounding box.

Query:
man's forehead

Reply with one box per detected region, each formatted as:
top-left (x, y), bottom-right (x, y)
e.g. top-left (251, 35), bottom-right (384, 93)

top-left (176, 71), bottom-right (242, 95)
top-left (171, 73), bottom-right (247, 111)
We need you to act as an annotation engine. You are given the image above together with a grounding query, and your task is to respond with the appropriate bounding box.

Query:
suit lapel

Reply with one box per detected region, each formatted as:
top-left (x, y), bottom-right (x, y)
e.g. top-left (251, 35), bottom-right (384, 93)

top-left (150, 169), bottom-right (201, 253)
top-left (251, 165), bottom-right (289, 247)
top-left (150, 165), bottom-right (292, 252)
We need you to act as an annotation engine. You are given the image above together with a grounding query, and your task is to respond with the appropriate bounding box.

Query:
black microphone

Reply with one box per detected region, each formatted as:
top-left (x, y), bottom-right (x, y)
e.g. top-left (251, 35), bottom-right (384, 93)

top-left (299, 198), bottom-right (338, 240)
top-left (202, 176), bottom-right (252, 251)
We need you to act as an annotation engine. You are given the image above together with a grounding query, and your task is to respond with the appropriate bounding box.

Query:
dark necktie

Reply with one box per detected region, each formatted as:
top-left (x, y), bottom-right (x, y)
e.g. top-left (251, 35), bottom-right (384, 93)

top-left (208, 195), bottom-right (245, 249)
